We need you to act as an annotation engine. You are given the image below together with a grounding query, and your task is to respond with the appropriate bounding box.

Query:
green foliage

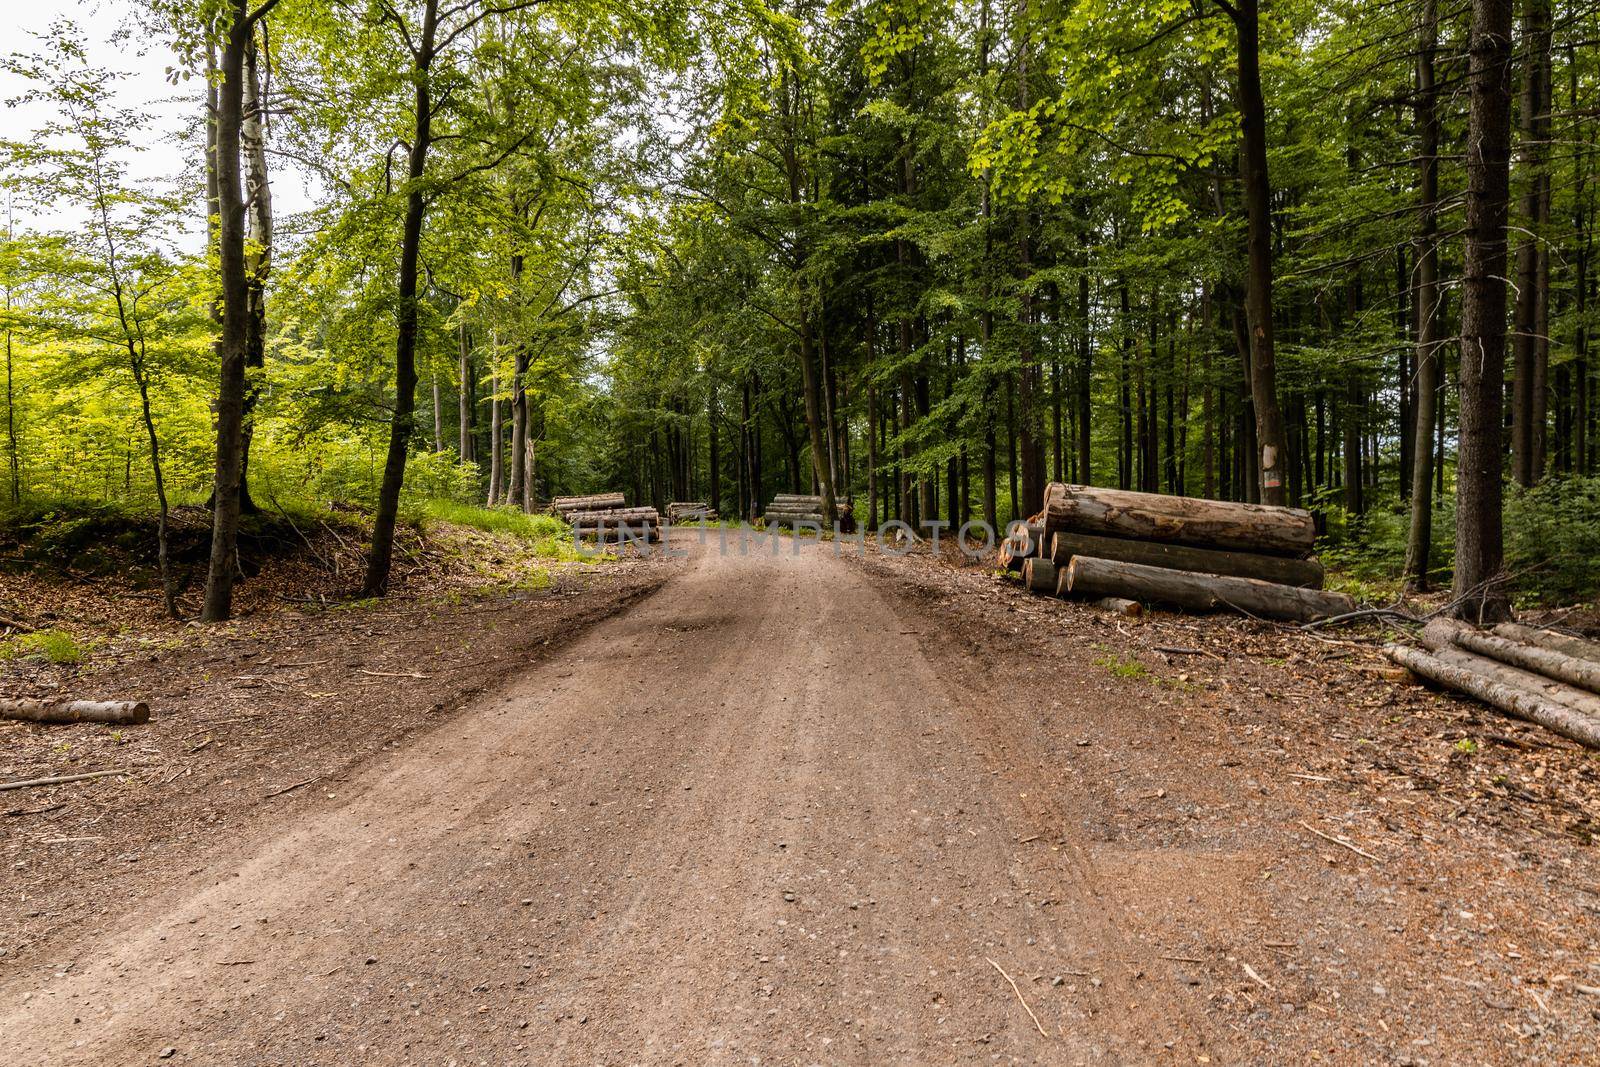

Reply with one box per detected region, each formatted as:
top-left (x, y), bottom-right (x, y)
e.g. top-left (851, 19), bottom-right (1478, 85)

top-left (2, 629), bottom-right (86, 665)
top-left (1505, 477), bottom-right (1600, 604)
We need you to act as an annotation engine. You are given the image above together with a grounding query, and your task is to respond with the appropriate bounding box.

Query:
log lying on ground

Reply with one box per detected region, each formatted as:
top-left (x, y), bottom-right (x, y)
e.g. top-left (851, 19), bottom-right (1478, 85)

top-left (1091, 597), bottom-right (1142, 617)
top-left (1385, 644), bottom-right (1600, 750)
top-left (0, 699), bottom-right (150, 725)
top-left (1061, 556), bottom-right (1356, 622)
top-left (1049, 530), bottom-right (1324, 588)
top-left (1424, 618), bottom-right (1600, 696)
top-left (1419, 621), bottom-right (1600, 717)
top-left (1041, 483), bottom-right (1316, 557)
top-left (997, 522), bottom-right (1044, 571)
top-left (1492, 622), bottom-right (1600, 668)
top-left (1022, 558), bottom-right (1059, 594)
top-left (667, 501), bottom-right (714, 522)
top-left (763, 512), bottom-right (825, 526)
top-left (550, 493), bottom-right (626, 517)
top-left (565, 507), bottom-right (660, 524)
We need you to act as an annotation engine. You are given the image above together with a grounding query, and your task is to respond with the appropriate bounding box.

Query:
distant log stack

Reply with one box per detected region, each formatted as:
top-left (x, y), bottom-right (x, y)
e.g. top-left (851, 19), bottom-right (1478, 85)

top-left (1005, 482), bottom-right (1344, 621)
top-left (764, 493), bottom-right (822, 526)
top-left (556, 495), bottom-right (661, 543)
top-left (1385, 618), bottom-right (1600, 750)
top-left (667, 501), bottom-right (715, 523)
top-left (550, 493), bottom-right (627, 520)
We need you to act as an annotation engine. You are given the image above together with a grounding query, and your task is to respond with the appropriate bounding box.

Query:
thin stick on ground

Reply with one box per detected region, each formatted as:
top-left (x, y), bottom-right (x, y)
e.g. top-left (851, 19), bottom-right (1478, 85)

top-left (1298, 821), bottom-right (1382, 862)
top-left (0, 769), bottom-right (129, 793)
top-left (265, 775), bottom-right (323, 799)
top-left (986, 956), bottom-right (1048, 1039)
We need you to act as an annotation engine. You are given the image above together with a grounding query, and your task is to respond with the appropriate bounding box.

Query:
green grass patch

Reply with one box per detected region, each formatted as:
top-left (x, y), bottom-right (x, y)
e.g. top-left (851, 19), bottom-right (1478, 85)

top-left (1094, 653), bottom-right (1149, 681)
top-left (2, 629), bottom-right (87, 665)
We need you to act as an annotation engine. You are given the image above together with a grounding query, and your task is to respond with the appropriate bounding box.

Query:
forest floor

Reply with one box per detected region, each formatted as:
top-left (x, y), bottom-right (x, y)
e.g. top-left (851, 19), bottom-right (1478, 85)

top-left (0, 526), bottom-right (1597, 1064)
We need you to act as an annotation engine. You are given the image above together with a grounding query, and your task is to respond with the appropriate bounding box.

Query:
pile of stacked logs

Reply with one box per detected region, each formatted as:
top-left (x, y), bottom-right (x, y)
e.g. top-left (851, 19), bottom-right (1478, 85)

top-left (1387, 619), bottom-right (1600, 749)
top-left (550, 493), bottom-right (660, 542)
top-left (763, 494), bottom-right (855, 532)
top-left (764, 493), bottom-right (824, 526)
top-left (1006, 483), bottom-right (1356, 623)
top-left (550, 493), bottom-right (626, 520)
top-left (667, 501), bottom-right (715, 523)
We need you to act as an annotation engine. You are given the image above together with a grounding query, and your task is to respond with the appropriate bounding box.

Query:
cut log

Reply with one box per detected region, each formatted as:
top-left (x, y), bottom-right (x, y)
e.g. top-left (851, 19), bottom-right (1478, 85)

top-left (1492, 622), bottom-right (1600, 668)
top-left (997, 523), bottom-right (1044, 572)
top-left (763, 512), bottom-right (824, 526)
top-left (1061, 556), bottom-right (1356, 622)
top-left (0, 699), bottom-right (150, 725)
top-left (1091, 597), bottom-right (1142, 617)
top-left (550, 493), bottom-right (626, 516)
top-left (1424, 618), bottom-right (1600, 696)
top-left (1040, 483), bottom-right (1316, 557)
top-left (565, 507), bottom-right (660, 523)
top-left (1385, 644), bottom-right (1600, 750)
top-left (1049, 531), bottom-right (1324, 588)
top-left (1420, 621), bottom-right (1600, 717)
top-left (1022, 558), bottom-right (1059, 594)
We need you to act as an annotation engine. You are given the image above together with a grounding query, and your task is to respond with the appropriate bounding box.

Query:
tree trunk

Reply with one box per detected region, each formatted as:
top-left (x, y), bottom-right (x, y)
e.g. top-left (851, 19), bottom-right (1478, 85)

top-left (1404, 0), bottom-right (1441, 591)
top-left (1453, 0), bottom-right (1515, 623)
top-left (0, 699), bottom-right (149, 725)
top-left (1494, 622), bottom-right (1600, 665)
top-left (1041, 482), bottom-right (1316, 556)
top-left (1425, 617), bottom-right (1600, 696)
top-left (1511, 0), bottom-right (1551, 486)
top-left (1062, 555), bottom-right (1354, 622)
top-left (458, 325), bottom-right (474, 461)
top-left (362, 0), bottom-right (437, 598)
top-left (1049, 530), bottom-right (1324, 588)
top-left (486, 352), bottom-right (502, 506)
top-left (1386, 644), bottom-right (1600, 749)
top-left (1224, 0), bottom-right (1290, 505)
top-left (199, 0), bottom-right (256, 623)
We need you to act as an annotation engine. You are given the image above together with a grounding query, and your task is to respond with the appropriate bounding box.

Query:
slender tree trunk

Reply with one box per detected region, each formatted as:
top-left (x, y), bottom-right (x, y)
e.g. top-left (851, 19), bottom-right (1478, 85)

top-left (200, 0), bottom-right (256, 622)
top-left (1222, 0), bottom-right (1290, 505)
top-left (362, 0), bottom-right (438, 598)
top-left (1453, 0), bottom-right (1515, 622)
top-left (1405, 0), bottom-right (1441, 591)
top-left (486, 354), bottom-right (502, 506)
top-left (1511, 0), bottom-right (1551, 486)
top-left (1076, 246), bottom-right (1092, 484)
top-left (458, 325), bottom-right (474, 461)
top-left (235, 29), bottom-right (271, 515)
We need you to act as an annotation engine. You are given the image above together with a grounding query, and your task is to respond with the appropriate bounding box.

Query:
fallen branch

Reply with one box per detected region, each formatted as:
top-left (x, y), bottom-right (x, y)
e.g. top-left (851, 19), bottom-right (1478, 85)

top-left (1298, 820), bottom-right (1381, 862)
top-left (265, 775), bottom-right (322, 799)
top-left (986, 957), bottom-right (1048, 1039)
top-left (0, 769), bottom-right (129, 793)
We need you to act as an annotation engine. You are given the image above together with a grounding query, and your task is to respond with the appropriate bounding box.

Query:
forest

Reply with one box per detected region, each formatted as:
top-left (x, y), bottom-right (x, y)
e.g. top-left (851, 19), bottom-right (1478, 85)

top-left (1, 0), bottom-right (1597, 620)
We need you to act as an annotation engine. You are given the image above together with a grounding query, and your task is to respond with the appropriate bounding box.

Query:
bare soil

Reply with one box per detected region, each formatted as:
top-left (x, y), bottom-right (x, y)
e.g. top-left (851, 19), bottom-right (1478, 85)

top-left (1, 531), bottom-right (1597, 1065)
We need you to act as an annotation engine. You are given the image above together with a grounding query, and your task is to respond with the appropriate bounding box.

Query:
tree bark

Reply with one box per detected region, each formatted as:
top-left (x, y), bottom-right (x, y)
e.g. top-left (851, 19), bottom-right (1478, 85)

top-left (1425, 618), bottom-right (1600, 696)
top-left (1404, 0), bottom-right (1441, 591)
top-left (0, 700), bottom-right (149, 725)
top-left (362, 0), bottom-right (438, 598)
top-left (1453, 0), bottom-right (1515, 622)
top-left (1511, 0), bottom-right (1551, 486)
top-left (1062, 556), bottom-right (1355, 622)
top-left (1220, 0), bottom-right (1290, 505)
top-left (1386, 644), bottom-right (1600, 749)
top-left (200, 0), bottom-right (257, 622)
top-left (1041, 482), bottom-right (1316, 556)
top-left (1049, 530), bottom-right (1324, 588)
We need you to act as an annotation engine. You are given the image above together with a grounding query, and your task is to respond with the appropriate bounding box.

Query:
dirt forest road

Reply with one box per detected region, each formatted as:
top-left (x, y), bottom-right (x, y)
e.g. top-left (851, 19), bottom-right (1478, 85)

top-left (2, 532), bottom-right (1595, 1064)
